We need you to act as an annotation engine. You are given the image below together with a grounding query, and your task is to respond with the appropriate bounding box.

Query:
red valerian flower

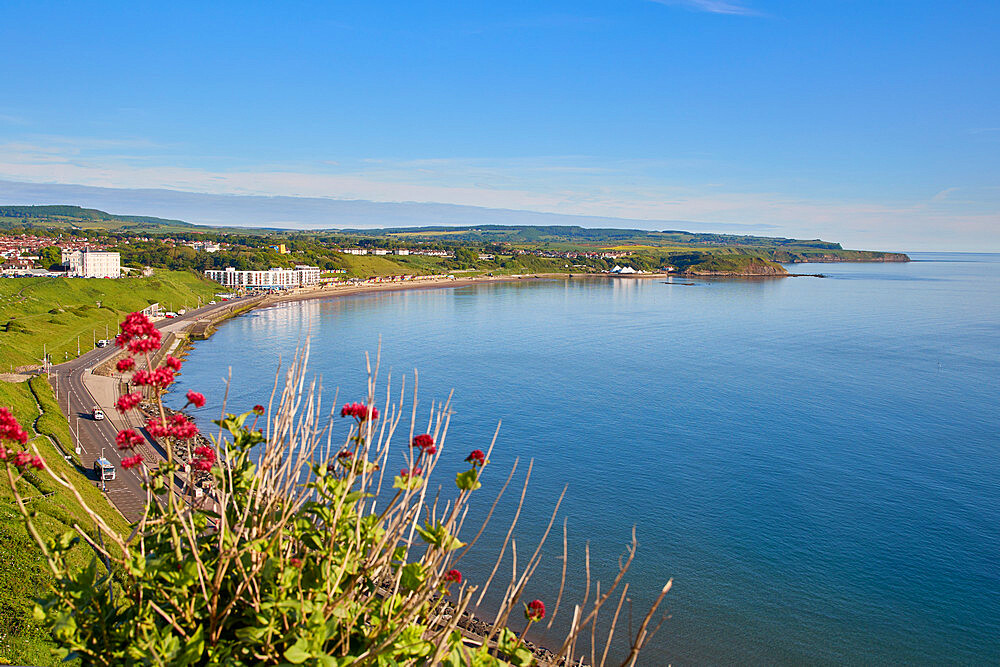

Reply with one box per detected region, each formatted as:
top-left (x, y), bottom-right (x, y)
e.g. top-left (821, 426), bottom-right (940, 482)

top-left (337, 450), bottom-right (354, 460)
top-left (185, 391), bottom-right (205, 408)
top-left (412, 433), bottom-right (434, 449)
top-left (465, 449), bottom-right (486, 467)
top-left (121, 454), bottom-right (144, 469)
top-left (151, 367), bottom-right (175, 388)
top-left (193, 445), bottom-right (216, 462)
top-left (131, 367), bottom-right (174, 388)
top-left (444, 569), bottom-right (462, 584)
top-left (116, 357), bottom-right (135, 372)
top-left (170, 418), bottom-right (200, 440)
top-left (165, 355), bottom-right (183, 371)
top-left (117, 313), bottom-right (161, 353)
top-left (115, 392), bottom-right (142, 412)
top-left (145, 418), bottom-right (169, 438)
top-left (0, 408), bottom-right (28, 445)
top-left (525, 599), bottom-right (545, 622)
top-left (289, 557), bottom-right (303, 568)
top-left (252, 404), bottom-right (265, 415)
top-left (29, 455), bottom-right (44, 470)
top-left (340, 402), bottom-right (379, 421)
top-left (13, 450), bottom-right (32, 468)
top-left (191, 445), bottom-right (215, 471)
top-left (400, 467), bottom-right (423, 479)
top-left (127, 332), bottom-right (162, 355)
top-left (131, 369), bottom-right (152, 386)
top-left (115, 428), bottom-right (144, 450)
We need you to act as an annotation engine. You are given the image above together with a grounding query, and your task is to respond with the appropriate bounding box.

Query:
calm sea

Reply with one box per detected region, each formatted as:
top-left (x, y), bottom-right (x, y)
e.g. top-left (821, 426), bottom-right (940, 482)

top-left (170, 253), bottom-right (1000, 665)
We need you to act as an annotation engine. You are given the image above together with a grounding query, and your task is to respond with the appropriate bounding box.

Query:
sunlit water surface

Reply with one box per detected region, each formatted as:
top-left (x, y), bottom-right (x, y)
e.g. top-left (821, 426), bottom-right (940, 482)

top-left (170, 253), bottom-right (1000, 665)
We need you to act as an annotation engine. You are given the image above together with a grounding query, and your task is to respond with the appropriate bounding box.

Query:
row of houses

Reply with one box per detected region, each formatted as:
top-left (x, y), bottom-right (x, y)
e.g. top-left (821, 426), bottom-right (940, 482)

top-left (341, 248), bottom-right (452, 257)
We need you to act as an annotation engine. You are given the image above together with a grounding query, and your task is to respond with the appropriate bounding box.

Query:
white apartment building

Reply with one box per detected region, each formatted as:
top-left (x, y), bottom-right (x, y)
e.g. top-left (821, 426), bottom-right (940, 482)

top-left (62, 249), bottom-right (122, 278)
top-left (204, 265), bottom-right (321, 290)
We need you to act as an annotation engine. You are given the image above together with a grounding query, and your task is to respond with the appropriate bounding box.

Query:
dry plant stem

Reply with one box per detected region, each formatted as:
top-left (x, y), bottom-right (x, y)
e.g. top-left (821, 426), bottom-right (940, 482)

top-left (591, 580), bottom-right (601, 665)
top-left (29, 439), bottom-right (128, 555)
top-left (620, 580), bottom-right (673, 667)
top-left (487, 485), bottom-right (566, 646)
top-left (547, 517), bottom-right (569, 629)
top-left (554, 527), bottom-right (641, 661)
top-left (600, 583), bottom-right (630, 667)
top-left (477, 459), bottom-right (533, 607)
top-left (426, 584), bottom-right (478, 665)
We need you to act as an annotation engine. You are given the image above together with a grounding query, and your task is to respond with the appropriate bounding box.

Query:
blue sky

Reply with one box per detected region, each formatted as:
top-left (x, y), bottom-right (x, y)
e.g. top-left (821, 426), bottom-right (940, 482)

top-left (0, 0), bottom-right (997, 250)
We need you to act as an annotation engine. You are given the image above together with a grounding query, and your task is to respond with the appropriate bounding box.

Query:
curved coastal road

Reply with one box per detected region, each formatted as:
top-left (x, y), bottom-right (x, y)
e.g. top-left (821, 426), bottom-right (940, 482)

top-left (48, 296), bottom-right (260, 522)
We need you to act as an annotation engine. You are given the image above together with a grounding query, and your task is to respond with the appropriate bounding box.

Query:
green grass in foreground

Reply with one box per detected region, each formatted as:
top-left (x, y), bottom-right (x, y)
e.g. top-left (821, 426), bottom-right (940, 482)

top-left (0, 270), bottom-right (220, 369)
top-left (0, 377), bottom-right (130, 666)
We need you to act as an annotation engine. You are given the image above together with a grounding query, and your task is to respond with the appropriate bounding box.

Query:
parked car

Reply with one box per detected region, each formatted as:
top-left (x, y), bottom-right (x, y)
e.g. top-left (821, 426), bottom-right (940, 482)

top-left (96, 339), bottom-right (110, 348)
top-left (92, 408), bottom-right (105, 421)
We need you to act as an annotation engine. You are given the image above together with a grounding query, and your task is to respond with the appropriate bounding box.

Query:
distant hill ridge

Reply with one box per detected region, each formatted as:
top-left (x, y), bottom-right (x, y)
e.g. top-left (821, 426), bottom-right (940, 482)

top-left (0, 204), bottom-right (195, 229)
top-left (0, 203), bottom-right (909, 264)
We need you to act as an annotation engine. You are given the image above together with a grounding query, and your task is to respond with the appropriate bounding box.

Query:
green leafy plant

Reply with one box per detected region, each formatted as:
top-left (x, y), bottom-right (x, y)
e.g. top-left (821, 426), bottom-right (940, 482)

top-left (0, 313), bottom-right (670, 666)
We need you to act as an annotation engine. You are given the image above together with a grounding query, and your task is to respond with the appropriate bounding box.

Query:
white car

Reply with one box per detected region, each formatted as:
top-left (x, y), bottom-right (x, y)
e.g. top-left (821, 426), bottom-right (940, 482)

top-left (92, 408), bottom-right (105, 421)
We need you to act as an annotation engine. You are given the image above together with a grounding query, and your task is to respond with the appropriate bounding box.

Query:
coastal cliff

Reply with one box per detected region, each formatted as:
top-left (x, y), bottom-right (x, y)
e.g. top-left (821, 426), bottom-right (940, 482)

top-left (768, 249), bottom-right (910, 263)
top-left (675, 254), bottom-right (789, 276)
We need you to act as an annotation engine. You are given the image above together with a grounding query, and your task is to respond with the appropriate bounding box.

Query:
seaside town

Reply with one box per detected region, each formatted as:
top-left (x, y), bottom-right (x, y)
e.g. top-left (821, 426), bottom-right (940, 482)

top-left (0, 229), bottom-right (646, 287)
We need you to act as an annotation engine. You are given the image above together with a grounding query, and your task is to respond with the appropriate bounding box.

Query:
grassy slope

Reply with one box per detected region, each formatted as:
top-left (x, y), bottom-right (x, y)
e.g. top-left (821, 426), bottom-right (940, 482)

top-left (679, 254), bottom-right (787, 274)
top-left (0, 270), bottom-right (220, 369)
top-left (329, 252), bottom-right (447, 278)
top-left (0, 377), bottom-right (130, 666)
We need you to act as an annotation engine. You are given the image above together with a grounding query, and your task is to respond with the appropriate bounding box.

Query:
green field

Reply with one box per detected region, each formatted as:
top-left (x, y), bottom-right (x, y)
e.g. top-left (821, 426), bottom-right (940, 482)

top-left (0, 270), bottom-right (220, 370)
top-left (330, 252), bottom-right (447, 278)
top-left (0, 377), bottom-right (130, 666)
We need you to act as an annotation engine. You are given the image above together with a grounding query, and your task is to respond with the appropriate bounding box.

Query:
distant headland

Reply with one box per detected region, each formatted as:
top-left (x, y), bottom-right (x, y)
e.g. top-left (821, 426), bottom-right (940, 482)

top-left (0, 204), bottom-right (908, 279)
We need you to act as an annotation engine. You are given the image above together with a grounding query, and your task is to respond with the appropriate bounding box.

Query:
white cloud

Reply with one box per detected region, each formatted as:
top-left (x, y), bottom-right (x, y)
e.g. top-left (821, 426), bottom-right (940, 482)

top-left (0, 137), bottom-right (995, 251)
top-left (648, 0), bottom-right (761, 16)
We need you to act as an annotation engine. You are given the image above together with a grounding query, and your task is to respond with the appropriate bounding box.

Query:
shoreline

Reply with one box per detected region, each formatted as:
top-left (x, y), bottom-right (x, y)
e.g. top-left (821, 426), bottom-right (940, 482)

top-left (252, 269), bottom-right (824, 311)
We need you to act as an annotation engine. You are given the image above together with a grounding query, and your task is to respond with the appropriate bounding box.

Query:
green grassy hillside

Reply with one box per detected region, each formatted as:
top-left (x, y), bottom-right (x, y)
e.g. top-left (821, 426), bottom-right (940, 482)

top-left (0, 270), bottom-right (220, 369)
top-left (0, 377), bottom-right (130, 666)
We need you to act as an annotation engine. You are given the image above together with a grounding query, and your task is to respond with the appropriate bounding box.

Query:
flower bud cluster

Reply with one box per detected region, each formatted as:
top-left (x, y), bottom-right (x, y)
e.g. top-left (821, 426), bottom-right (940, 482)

top-left (400, 466), bottom-right (423, 479)
top-left (525, 599), bottom-right (546, 622)
top-left (340, 402), bottom-right (379, 422)
top-left (116, 312), bottom-right (162, 355)
top-left (0, 408), bottom-right (43, 470)
top-left (132, 367), bottom-right (175, 389)
top-left (116, 428), bottom-right (144, 450)
top-left (192, 445), bottom-right (216, 472)
top-left (121, 454), bottom-right (144, 469)
top-left (411, 433), bottom-right (436, 456)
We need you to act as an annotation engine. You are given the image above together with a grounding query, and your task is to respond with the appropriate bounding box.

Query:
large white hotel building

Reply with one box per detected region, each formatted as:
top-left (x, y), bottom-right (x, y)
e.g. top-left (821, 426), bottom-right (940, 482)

top-left (61, 248), bottom-right (121, 278)
top-left (204, 265), bottom-right (321, 290)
